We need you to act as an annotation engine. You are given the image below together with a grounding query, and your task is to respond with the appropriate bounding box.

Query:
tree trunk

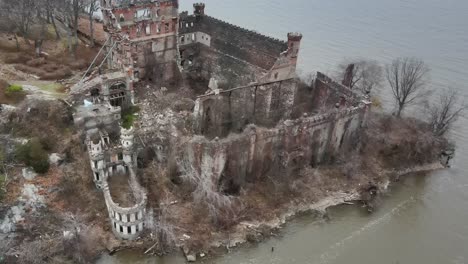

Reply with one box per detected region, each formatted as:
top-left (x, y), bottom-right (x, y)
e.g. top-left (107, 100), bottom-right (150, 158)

top-left (14, 34), bottom-right (20, 51)
top-left (51, 16), bottom-right (61, 40)
top-left (46, 9), bottom-right (51, 24)
top-left (89, 13), bottom-right (95, 47)
top-left (396, 104), bottom-right (403, 117)
top-left (66, 18), bottom-right (73, 53)
top-left (73, 16), bottom-right (79, 55)
top-left (34, 40), bottom-right (43, 57)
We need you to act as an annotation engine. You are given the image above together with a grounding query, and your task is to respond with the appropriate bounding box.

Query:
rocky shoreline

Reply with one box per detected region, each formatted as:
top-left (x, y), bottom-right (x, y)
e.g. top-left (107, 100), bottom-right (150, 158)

top-left (105, 162), bottom-right (445, 262)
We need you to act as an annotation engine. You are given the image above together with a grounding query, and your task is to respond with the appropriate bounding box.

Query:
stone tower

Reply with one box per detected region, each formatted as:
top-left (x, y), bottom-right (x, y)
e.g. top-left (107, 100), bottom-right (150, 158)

top-left (193, 3), bottom-right (206, 16)
top-left (89, 139), bottom-right (106, 187)
top-left (287, 32), bottom-right (303, 68)
top-left (120, 126), bottom-right (135, 167)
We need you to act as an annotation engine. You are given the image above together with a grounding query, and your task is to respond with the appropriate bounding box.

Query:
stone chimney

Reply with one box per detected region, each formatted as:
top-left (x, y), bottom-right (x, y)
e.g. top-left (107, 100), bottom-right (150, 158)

top-left (193, 3), bottom-right (206, 16)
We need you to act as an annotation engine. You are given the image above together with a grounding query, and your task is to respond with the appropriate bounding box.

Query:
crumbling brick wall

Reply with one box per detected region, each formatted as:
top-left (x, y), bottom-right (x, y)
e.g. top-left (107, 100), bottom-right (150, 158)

top-left (185, 105), bottom-right (368, 192)
top-left (310, 72), bottom-right (363, 113)
top-left (193, 78), bottom-right (298, 138)
top-left (100, 0), bottom-right (179, 82)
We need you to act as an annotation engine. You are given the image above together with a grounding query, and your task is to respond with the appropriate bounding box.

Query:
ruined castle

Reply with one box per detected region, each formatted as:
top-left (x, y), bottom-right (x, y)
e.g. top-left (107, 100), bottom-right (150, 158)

top-left (72, 0), bottom-right (371, 240)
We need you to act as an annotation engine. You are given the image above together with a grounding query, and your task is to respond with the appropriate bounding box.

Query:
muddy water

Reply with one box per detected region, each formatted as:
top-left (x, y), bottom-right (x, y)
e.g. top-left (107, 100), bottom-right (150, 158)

top-left (97, 0), bottom-right (468, 263)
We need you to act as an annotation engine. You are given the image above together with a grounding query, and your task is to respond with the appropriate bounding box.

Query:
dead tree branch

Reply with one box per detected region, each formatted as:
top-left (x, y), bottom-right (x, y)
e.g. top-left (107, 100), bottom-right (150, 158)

top-left (426, 88), bottom-right (467, 136)
top-left (386, 57), bottom-right (430, 117)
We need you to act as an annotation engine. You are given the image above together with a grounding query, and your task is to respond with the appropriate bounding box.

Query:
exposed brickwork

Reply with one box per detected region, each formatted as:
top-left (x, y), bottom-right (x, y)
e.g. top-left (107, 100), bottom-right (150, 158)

top-left (100, 0), bottom-right (179, 81)
top-left (187, 105), bottom-right (368, 190)
top-left (310, 72), bottom-right (363, 113)
top-left (193, 78), bottom-right (298, 138)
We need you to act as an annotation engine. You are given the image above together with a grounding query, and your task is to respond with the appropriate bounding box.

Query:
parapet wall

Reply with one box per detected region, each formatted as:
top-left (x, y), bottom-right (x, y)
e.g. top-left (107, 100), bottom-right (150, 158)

top-left (179, 13), bottom-right (288, 70)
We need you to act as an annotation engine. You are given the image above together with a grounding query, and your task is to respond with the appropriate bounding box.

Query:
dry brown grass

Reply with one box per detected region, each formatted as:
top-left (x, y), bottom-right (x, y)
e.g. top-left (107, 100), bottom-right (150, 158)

top-left (13, 64), bottom-right (72, 80)
top-left (26, 57), bottom-right (47, 67)
top-left (40, 67), bottom-right (72, 80)
top-left (0, 33), bottom-right (100, 82)
top-left (363, 112), bottom-right (447, 169)
top-left (4, 53), bottom-right (32, 64)
top-left (0, 38), bottom-right (20, 53)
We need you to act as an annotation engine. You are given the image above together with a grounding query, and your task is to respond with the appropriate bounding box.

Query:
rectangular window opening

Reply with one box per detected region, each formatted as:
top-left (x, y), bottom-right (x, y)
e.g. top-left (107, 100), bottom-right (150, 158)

top-left (135, 8), bottom-right (151, 20)
top-left (145, 24), bottom-right (151, 35)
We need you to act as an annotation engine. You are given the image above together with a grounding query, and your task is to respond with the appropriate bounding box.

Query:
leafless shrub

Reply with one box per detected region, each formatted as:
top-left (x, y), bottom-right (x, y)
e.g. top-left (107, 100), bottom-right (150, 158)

top-left (386, 57), bottom-right (430, 117)
top-left (147, 196), bottom-right (178, 253)
top-left (15, 240), bottom-right (50, 264)
top-left (363, 112), bottom-right (446, 169)
top-left (40, 67), bottom-right (72, 80)
top-left (177, 149), bottom-right (237, 227)
top-left (14, 64), bottom-right (47, 76)
top-left (426, 88), bottom-right (467, 137)
top-left (62, 213), bottom-right (103, 263)
top-left (4, 53), bottom-right (32, 64)
top-left (26, 57), bottom-right (47, 67)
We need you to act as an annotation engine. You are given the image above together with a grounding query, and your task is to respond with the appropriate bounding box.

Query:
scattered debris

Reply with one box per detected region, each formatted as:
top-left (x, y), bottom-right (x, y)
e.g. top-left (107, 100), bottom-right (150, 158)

top-left (22, 168), bottom-right (37, 180)
top-left (48, 153), bottom-right (64, 166)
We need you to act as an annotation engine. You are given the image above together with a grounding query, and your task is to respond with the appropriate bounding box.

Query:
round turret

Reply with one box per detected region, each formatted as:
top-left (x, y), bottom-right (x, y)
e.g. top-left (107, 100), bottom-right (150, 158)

top-left (287, 32), bottom-right (303, 59)
top-left (287, 32), bottom-right (303, 42)
top-left (193, 3), bottom-right (205, 16)
top-left (121, 126), bottom-right (134, 150)
top-left (89, 139), bottom-right (104, 160)
top-left (120, 126), bottom-right (135, 166)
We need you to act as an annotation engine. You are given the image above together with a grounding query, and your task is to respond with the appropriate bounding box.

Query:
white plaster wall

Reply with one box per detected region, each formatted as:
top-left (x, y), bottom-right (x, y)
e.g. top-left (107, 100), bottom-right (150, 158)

top-left (196, 32), bottom-right (211, 47)
top-left (180, 32), bottom-right (211, 47)
top-left (123, 154), bottom-right (133, 164)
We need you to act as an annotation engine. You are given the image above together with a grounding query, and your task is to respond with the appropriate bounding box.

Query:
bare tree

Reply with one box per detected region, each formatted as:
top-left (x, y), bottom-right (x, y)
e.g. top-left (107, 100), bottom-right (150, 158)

top-left (0, 0), bottom-right (36, 38)
top-left (178, 149), bottom-right (235, 226)
top-left (147, 196), bottom-right (177, 253)
top-left (29, 1), bottom-right (50, 57)
top-left (426, 88), bottom-right (466, 136)
top-left (337, 59), bottom-right (384, 93)
top-left (0, 9), bottom-right (21, 50)
top-left (85, 0), bottom-right (99, 47)
top-left (44, 0), bottom-right (61, 40)
top-left (386, 57), bottom-right (430, 117)
top-left (56, 0), bottom-right (85, 53)
top-left (62, 212), bottom-right (101, 263)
